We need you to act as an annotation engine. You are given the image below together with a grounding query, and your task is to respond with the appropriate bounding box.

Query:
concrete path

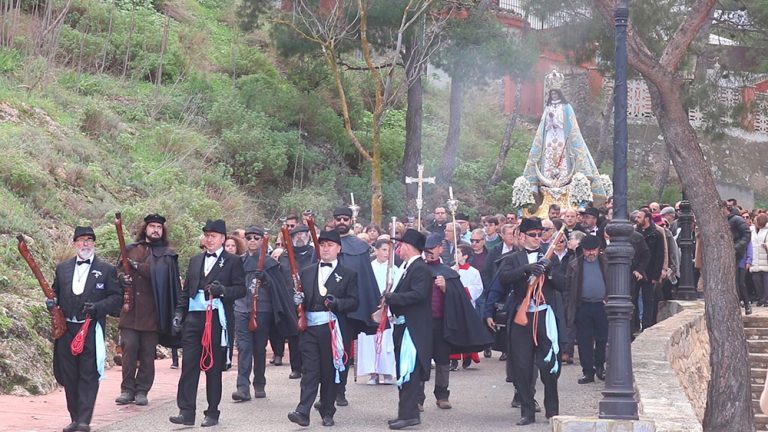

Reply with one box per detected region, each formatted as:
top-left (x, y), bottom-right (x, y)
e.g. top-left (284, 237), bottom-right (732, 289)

top-left (2, 350), bottom-right (604, 432)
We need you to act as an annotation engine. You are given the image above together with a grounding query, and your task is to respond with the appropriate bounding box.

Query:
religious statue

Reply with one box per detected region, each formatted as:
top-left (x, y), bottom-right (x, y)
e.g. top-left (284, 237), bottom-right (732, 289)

top-left (512, 69), bottom-right (612, 217)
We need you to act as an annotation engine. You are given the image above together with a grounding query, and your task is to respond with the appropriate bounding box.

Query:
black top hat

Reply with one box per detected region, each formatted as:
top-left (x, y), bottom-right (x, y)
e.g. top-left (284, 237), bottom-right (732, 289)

top-left (395, 229), bottom-right (426, 252)
top-left (290, 225), bottom-right (310, 235)
top-left (580, 234), bottom-right (601, 250)
top-left (333, 207), bottom-right (353, 217)
top-left (318, 229), bottom-right (342, 245)
top-left (73, 226), bottom-right (96, 241)
top-left (144, 213), bottom-right (166, 224)
top-left (424, 233), bottom-right (444, 250)
top-left (518, 217), bottom-right (544, 233)
top-left (244, 225), bottom-right (265, 236)
top-left (582, 207), bottom-right (600, 219)
top-left (202, 219), bottom-right (227, 235)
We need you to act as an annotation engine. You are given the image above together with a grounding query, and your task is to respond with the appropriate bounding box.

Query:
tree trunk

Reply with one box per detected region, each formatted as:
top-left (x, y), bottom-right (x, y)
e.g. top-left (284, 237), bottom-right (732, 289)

top-left (440, 74), bottom-right (463, 183)
top-left (653, 147), bottom-right (670, 201)
top-left (403, 51), bottom-right (423, 203)
top-left (489, 79), bottom-right (522, 186)
top-left (594, 90), bottom-right (614, 169)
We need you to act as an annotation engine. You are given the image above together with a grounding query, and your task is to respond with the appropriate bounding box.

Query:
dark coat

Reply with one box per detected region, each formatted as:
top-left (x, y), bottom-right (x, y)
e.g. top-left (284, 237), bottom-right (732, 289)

top-left (299, 262), bottom-right (358, 339)
top-left (485, 243), bottom-right (517, 280)
top-left (386, 257), bottom-right (433, 379)
top-left (564, 254), bottom-right (608, 327)
top-left (237, 253), bottom-right (298, 338)
top-left (338, 235), bottom-right (379, 330)
top-left (728, 213), bottom-right (751, 260)
top-left (629, 230), bottom-right (651, 279)
top-left (637, 224), bottom-right (665, 281)
top-left (177, 250), bottom-right (246, 316)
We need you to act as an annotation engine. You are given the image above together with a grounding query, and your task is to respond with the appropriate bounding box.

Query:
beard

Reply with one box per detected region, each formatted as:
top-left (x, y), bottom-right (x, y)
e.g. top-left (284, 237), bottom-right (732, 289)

top-left (335, 224), bottom-right (350, 235)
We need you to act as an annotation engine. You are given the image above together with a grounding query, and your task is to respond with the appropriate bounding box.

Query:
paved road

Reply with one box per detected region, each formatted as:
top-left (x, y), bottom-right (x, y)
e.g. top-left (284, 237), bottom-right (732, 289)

top-left (101, 353), bottom-right (602, 432)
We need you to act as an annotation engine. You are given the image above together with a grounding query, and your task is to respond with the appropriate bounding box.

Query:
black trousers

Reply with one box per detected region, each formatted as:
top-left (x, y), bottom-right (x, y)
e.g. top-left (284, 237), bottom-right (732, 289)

top-left (57, 321), bottom-right (100, 425)
top-left (269, 332), bottom-right (285, 357)
top-left (508, 311), bottom-right (560, 419)
top-left (269, 334), bottom-right (302, 372)
top-left (418, 318), bottom-right (450, 403)
top-left (177, 311), bottom-right (226, 421)
top-left (638, 279), bottom-right (658, 329)
top-left (575, 302), bottom-right (608, 377)
top-left (296, 324), bottom-right (336, 419)
top-left (235, 311), bottom-right (273, 390)
top-left (119, 328), bottom-right (159, 396)
top-left (393, 323), bottom-right (423, 421)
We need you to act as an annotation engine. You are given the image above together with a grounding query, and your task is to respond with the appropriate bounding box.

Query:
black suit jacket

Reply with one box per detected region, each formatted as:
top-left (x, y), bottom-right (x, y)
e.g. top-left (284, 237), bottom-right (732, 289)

top-left (300, 262), bottom-right (358, 338)
top-left (386, 257), bottom-right (433, 378)
top-left (177, 250), bottom-right (246, 316)
top-left (53, 255), bottom-right (122, 329)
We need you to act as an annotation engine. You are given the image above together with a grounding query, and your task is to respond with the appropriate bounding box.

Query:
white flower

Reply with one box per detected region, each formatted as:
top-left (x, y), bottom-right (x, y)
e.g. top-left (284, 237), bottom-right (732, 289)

top-left (569, 173), bottom-right (593, 206)
top-left (218, 257), bottom-right (225, 268)
top-left (91, 270), bottom-right (102, 278)
top-left (599, 174), bottom-right (613, 198)
top-left (511, 176), bottom-right (535, 209)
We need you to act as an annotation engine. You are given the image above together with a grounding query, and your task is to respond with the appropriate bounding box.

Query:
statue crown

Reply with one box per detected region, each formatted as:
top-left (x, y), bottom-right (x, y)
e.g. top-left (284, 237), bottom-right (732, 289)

top-left (545, 69), bottom-right (565, 92)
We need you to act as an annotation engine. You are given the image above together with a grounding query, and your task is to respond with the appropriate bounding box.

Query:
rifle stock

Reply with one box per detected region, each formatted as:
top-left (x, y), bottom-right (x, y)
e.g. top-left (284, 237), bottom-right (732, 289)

top-left (17, 235), bottom-right (66, 339)
top-left (248, 235), bottom-right (269, 332)
top-left (512, 226), bottom-right (566, 326)
top-left (282, 227), bottom-right (307, 332)
top-left (306, 216), bottom-right (320, 252)
top-left (114, 212), bottom-right (134, 313)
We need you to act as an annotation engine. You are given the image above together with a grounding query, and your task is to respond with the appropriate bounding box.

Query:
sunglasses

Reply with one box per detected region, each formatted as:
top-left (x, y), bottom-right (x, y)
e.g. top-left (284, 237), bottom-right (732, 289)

top-left (245, 235), bottom-right (262, 241)
top-left (335, 216), bottom-right (351, 222)
top-left (470, 239), bottom-right (483, 243)
top-left (523, 231), bottom-right (545, 238)
top-left (286, 223), bottom-right (296, 228)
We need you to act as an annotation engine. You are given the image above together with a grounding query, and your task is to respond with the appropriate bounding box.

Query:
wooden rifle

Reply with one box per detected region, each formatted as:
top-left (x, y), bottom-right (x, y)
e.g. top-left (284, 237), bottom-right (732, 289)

top-left (372, 217), bottom-right (397, 325)
top-left (17, 235), bottom-right (67, 339)
top-left (282, 226), bottom-right (307, 332)
top-left (306, 215), bottom-right (320, 253)
top-left (248, 234), bottom-right (269, 332)
top-left (114, 212), bottom-right (134, 313)
top-left (512, 226), bottom-right (566, 327)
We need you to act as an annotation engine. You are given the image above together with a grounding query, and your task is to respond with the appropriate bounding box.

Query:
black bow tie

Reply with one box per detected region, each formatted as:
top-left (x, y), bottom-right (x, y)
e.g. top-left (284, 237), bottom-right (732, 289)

top-left (320, 262), bottom-right (332, 268)
top-left (205, 252), bottom-right (217, 259)
top-left (77, 259), bottom-right (91, 265)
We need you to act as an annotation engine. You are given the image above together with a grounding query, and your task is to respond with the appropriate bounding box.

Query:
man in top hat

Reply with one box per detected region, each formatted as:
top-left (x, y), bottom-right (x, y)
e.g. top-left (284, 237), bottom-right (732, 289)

top-left (564, 234), bottom-right (608, 384)
top-left (49, 226), bottom-right (122, 432)
top-left (232, 225), bottom-right (298, 401)
top-left (579, 208), bottom-right (605, 248)
top-left (115, 213), bottom-right (182, 407)
top-left (381, 229), bottom-right (433, 430)
top-left (330, 206), bottom-right (380, 406)
top-left (288, 229), bottom-right (358, 428)
top-left (484, 217), bottom-right (565, 426)
top-left (170, 219), bottom-right (246, 427)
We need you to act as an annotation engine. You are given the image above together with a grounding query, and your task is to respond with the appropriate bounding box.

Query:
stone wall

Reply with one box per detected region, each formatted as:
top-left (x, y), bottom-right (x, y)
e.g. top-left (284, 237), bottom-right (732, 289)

top-left (632, 301), bottom-right (707, 431)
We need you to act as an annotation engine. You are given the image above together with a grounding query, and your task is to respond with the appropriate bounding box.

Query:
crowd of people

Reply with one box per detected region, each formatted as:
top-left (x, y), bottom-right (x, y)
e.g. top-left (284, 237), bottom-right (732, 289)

top-left (43, 197), bottom-right (765, 431)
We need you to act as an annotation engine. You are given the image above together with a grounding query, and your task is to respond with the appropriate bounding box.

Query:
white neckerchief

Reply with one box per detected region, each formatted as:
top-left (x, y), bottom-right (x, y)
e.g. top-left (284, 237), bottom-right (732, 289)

top-left (318, 259), bottom-right (338, 296)
top-left (72, 254), bottom-right (94, 296)
top-left (204, 247), bottom-right (224, 276)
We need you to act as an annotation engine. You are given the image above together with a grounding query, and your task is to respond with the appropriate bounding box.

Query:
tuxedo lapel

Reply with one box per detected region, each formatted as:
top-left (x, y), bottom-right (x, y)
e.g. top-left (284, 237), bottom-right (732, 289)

top-left (187, 254), bottom-right (204, 291)
top-left (303, 265), bottom-right (319, 306)
top-left (62, 257), bottom-right (77, 291)
top-left (83, 257), bottom-right (106, 294)
top-left (204, 254), bottom-right (225, 283)
top-left (324, 268), bottom-right (345, 295)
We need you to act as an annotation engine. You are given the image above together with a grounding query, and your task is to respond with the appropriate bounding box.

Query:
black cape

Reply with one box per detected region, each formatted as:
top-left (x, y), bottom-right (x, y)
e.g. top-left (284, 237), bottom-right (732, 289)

top-left (338, 235), bottom-right (379, 331)
top-left (427, 262), bottom-right (494, 353)
top-left (239, 254), bottom-right (298, 338)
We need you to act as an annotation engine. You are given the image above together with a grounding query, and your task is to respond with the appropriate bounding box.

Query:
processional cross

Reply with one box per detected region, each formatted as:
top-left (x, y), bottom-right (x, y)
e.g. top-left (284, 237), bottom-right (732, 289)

top-left (349, 193), bottom-right (360, 225)
top-left (405, 164), bottom-right (435, 231)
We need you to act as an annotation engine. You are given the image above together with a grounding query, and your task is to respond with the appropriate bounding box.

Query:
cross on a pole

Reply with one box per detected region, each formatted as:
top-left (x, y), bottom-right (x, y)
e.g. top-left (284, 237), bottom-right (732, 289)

top-left (405, 164), bottom-right (435, 231)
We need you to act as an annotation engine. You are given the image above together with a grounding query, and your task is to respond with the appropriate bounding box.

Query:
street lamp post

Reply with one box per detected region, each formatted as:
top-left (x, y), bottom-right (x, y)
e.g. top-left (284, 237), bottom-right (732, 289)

top-left (599, 0), bottom-right (639, 420)
top-left (676, 196), bottom-right (697, 300)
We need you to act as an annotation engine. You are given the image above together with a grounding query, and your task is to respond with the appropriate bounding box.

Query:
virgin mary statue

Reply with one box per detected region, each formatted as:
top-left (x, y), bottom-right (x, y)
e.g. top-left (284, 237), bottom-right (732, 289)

top-left (512, 70), bottom-right (610, 216)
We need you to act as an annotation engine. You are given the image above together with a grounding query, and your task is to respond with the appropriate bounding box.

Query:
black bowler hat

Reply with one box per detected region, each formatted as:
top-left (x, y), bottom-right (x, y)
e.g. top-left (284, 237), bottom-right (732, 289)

top-left (582, 207), bottom-right (600, 219)
top-left (518, 217), bottom-right (543, 233)
top-left (395, 229), bottom-right (426, 252)
top-left (202, 219), bottom-right (227, 235)
top-left (290, 225), bottom-right (309, 235)
top-left (333, 207), bottom-right (353, 218)
top-left (581, 234), bottom-right (601, 250)
top-left (424, 233), bottom-right (444, 250)
top-left (318, 229), bottom-right (342, 245)
top-left (245, 225), bottom-right (265, 236)
top-left (73, 226), bottom-right (96, 241)
top-left (144, 213), bottom-right (166, 224)
top-left (455, 212), bottom-right (469, 222)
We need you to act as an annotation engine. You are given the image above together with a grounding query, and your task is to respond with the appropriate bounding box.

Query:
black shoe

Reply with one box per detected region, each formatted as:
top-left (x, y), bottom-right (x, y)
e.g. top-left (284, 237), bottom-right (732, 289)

top-left (232, 389), bottom-right (251, 401)
top-left (134, 393), bottom-right (148, 406)
top-left (516, 416), bottom-right (535, 426)
top-left (483, 348), bottom-right (492, 358)
top-left (462, 357), bottom-right (472, 369)
top-left (322, 416), bottom-right (335, 427)
top-left (288, 411), bottom-right (310, 427)
top-left (273, 355), bottom-right (283, 366)
top-left (169, 415), bottom-right (194, 426)
top-left (115, 392), bottom-right (134, 405)
top-left (388, 418), bottom-right (420, 429)
top-left (254, 385), bottom-right (266, 398)
top-left (289, 371), bottom-right (302, 379)
top-left (449, 359), bottom-right (459, 371)
top-left (170, 363), bottom-right (179, 369)
top-left (63, 422), bottom-right (78, 432)
top-left (201, 416), bottom-right (218, 427)
top-left (499, 353), bottom-right (508, 361)
top-left (335, 394), bottom-right (348, 406)
top-left (578, 375), bottom-right (595, 384)
top-left (72, 423), bottom-right (90, 432)
top-left (534, 400), bottom-right (541, 413)
top-left (596, 366), bottom-right (606, 381)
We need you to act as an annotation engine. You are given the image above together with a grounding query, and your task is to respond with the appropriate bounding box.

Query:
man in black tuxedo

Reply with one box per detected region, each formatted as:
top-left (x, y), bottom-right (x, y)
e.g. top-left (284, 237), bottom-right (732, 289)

top-left (485, 217), bottom-right (565, 426)
top-left (50, 226), bottom-right (122, 432)
top-left (288, 229), bottom-right (358, 428)
top-left (382, 229), bottom-right (433, 430)
top-left (169, 219), bottom-right (246, 428)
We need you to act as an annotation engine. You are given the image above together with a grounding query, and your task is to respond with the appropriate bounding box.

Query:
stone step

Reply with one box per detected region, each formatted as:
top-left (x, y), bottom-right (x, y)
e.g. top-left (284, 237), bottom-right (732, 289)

top-left (752, 354), bottom-right (768, 369)
top-left (745, 328), bottom-right (768, 339)
top-left (754, 383), bottom-right (766, 400)
top-left (751, 368), bottom-right (767, 385)
top-left (750, 340), bottom-right (768, 354)
top-left (757, 413), bottom-right (768, 428)
top-left (745, 317), bottom-right (768, 328)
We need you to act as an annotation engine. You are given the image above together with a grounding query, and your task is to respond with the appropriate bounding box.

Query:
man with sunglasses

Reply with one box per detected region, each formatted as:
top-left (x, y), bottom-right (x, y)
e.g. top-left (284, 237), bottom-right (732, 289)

top-left (231, 226), bottom-right (298, 401)
top-left (485, 218), bottom-right (565, 426)
top-left (329, 207), bottom-right (380, 406)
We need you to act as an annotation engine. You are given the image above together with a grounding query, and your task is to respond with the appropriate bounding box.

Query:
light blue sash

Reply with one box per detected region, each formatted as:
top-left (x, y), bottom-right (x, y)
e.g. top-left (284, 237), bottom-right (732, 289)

top-left (525, 303), bottom-right (560, 374)
top-left (189, 290), bottom-right (228, 347)
top-left (305, 311), bottom-right (346, 383)
top-left (394, 316), bottom-right (416, 388)
top-left (96, 322), bottom-right (106, 381)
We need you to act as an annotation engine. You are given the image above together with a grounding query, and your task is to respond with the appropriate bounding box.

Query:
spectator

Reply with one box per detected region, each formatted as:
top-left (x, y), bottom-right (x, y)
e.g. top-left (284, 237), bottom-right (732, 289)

top-left (751, 214), bottom-right (768, 307)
